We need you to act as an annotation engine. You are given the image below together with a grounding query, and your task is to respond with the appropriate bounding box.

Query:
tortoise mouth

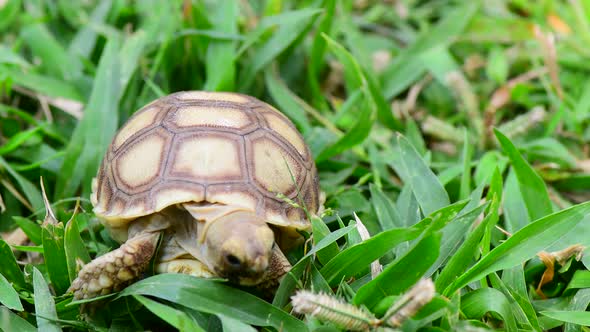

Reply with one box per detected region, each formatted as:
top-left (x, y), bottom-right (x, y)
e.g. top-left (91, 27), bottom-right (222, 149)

top-left (216, 267), bottom-right (266, 286)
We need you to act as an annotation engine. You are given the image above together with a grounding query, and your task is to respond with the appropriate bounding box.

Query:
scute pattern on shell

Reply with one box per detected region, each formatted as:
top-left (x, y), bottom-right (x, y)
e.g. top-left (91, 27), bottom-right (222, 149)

top-left (92, 91), bottom-right (319, 233)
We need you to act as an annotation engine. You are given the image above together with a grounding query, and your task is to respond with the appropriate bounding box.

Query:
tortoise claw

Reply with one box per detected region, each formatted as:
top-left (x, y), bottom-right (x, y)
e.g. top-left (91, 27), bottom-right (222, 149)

top-left (68, 232), bottom-right (160, 300)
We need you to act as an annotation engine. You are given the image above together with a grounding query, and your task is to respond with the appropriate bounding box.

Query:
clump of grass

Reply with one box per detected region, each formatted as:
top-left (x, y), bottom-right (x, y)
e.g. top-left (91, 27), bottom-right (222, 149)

top-left (2, 1), bottom-right (590, 331)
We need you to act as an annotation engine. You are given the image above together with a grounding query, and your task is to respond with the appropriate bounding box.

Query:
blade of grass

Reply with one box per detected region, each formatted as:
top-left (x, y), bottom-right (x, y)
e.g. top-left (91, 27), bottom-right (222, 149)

top-left (0, 156), bottom-right (44, 213)
top-left (33, 267), bottom-right (62, 332)
top-left (446, 201), bottom-right (590, 295)
top-left (540, 311), bottom-right (590, 326)
top-left (42, 223), bottom-right (70, 295)
top-left (133, 295), bottom-right (205, 332)
top-left (238, 8), bottom-right (322, 91)
top-left (426, 202), bottom-right (488, 278)
top-left (494, 129), bottom-right (552, 220)
top-left (461, 288), bottom-right (517, 331)
top-left (55, 37), bottom-right (121, 199)
top-left (320, 220), bottom-right (428, 286)
top-left (203, 0), bottom-right (237, 91)
top-left (0, 67), bottom-right (83, 101)
top-left (64, 213), bottom-right (91, 282)
top-left (20, 23), bottom-right (83, 81)
top-left (316, 34), bottom-right (379, 161)
top-left (311, 216), bottom-right (341, 265)
top-left (397, 134), bottom-right (450, 215)
top-left (13, 216), bottom-right (42, 245)
top-left (0, 239), bottom-right (27, 289)
top-left (0, 272), bottom-right (23, 311)
top-left (0, 306), bottom-right (36, 332)
top-left (264, 66), bottom-right (311, 133)
top-left (218, 314), bottom-right (258, 332)
top-left (119, 274), bottom-right (308, 332)
top-left (369, 183), bottom-right (403, 230)
top-left (381, 2), bottom-right (480, 98)
top-left (500, 267), bottom-right (542, 331)
top-left (307, 0), bottom-right (335, 111)
top-left (353, 231), bottom-right (441, 309)
top-left (68, 0), bottom-right (113, 58)
top-left (460, 129), bottom-right (473, 199)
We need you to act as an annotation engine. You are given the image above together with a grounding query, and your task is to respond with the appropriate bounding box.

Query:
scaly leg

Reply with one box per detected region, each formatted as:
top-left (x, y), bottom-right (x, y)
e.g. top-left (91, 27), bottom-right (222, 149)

top-left (258, 245), bottom-right (292, 290)
top-left (68, 232), bottom-right (160, 299)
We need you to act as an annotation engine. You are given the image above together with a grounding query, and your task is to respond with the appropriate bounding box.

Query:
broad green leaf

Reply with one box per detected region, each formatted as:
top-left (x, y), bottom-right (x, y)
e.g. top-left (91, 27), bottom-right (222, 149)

top-left (461, 288), bottom-right (517, 331)
top-left (33, 267), bottom-right (62, 332)
top-left (134, 295), bottom-right (205, 332)
top-left (0, 239), bottom-right (27, 289)
top-left (398, 135), bottom-right (450, 215)
top-left (0, 272), bottom-right (23, 311)
top-left (65, 215), bottom-right (91, 282)
top-left (0, 306), bottom-right (36, 332)
top-left (447, 201), bottom-right (590, 294)
top-left (353, 232), bottom-right (441, 309)
top-left (495, 129), bottom-right (552, 220)
top-left (42, 223), bottom-right (70, 295)
top-left (119, 274), bottom-right (308, 332)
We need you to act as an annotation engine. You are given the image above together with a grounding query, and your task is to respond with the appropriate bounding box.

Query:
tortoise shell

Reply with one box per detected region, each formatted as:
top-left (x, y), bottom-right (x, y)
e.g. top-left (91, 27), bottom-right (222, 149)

top-left (91, 91), bottom-right (319, 242)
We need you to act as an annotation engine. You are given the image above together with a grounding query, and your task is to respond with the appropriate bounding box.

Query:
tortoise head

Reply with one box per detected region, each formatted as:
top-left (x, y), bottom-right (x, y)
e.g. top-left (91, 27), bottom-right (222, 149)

top-left (201, 210), bottom-right (275, 285)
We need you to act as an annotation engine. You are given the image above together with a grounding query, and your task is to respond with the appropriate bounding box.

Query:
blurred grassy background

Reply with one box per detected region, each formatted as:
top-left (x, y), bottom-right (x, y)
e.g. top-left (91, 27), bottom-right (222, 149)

top-left (2, 0), bottom-right (590, 331)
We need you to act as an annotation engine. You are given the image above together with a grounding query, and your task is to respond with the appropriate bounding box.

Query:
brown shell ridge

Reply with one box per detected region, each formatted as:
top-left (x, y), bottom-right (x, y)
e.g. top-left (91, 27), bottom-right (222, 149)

top-left (111, 104), bottom-right (171, 156)
top-left (246, 133), bottom-right (306, 201)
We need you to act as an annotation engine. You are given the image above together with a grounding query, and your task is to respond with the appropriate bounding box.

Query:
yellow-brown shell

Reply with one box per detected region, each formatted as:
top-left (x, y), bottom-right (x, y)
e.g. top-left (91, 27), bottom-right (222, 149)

top-left (91, 91), bottom-right (319, 239)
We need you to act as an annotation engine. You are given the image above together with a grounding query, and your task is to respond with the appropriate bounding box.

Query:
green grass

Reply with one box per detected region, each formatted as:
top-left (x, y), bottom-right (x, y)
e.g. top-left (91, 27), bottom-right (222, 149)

top-left (1, 0), bottom-right (590, 331)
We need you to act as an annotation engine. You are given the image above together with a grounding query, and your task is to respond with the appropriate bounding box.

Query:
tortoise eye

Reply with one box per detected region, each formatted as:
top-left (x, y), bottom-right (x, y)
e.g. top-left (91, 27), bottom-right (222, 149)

top-left (225, 254), bottom-right (242, 268)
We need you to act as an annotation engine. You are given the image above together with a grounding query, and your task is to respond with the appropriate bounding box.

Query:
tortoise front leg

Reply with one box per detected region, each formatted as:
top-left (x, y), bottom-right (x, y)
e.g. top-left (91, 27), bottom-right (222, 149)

top-left (68, 232), bottom-right (160, 299)
top-left (258, 245), bottom-right (292, 290)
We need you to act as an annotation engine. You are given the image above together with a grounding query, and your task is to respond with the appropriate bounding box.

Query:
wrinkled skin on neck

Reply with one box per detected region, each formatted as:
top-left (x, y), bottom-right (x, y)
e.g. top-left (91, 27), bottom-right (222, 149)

top-left (200, 210), bottom-right (275, 285)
